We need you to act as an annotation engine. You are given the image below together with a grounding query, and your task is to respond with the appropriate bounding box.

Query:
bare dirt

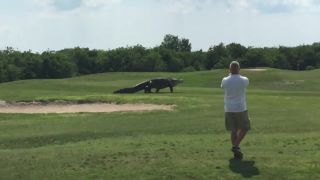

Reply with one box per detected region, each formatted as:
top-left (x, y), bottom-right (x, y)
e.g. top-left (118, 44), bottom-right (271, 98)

top-left (0, 101), bottom-right (175, 114)
top-left (244, 68), bottom-right (268, 71)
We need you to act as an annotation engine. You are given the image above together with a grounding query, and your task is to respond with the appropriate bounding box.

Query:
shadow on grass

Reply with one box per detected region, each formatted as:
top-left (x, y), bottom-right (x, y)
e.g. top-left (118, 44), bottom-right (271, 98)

top-left (0, 131), bottom-right (133, 149)
top-left (134, 92), bottom-right (183, 94)
top-left (229, 159), bottom-right (260, 178)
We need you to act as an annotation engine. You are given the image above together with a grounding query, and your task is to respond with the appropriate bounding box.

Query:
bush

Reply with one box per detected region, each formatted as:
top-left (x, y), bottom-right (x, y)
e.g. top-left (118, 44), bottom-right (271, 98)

top-left (305, 66), bottom-right (315, 70)
top-left (182, 66), bottom-right (196, 72)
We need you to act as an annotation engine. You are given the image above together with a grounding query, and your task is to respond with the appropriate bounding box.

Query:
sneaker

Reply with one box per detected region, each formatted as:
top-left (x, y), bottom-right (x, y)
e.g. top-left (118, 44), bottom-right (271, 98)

top-left (234, 151), bottom-right (243, 160)
top-left (231, 146), bottom-right (243, 160)
top-left (231, 146), bottom-right (240, 153)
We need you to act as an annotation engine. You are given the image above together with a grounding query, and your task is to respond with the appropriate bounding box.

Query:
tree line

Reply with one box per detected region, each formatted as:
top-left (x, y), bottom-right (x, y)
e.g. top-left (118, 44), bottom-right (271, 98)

top-left (0, 34), bottom-right (320, 83)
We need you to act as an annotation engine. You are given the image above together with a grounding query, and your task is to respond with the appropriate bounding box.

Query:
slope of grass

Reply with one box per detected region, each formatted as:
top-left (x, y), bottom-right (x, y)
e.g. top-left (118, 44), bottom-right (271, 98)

top-left (0, 69), bottom-right (319, 179)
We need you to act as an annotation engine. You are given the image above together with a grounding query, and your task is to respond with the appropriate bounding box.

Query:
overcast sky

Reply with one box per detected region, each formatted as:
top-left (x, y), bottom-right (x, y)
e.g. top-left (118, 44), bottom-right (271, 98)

top-left (0, 0), bottom-right (320, 52)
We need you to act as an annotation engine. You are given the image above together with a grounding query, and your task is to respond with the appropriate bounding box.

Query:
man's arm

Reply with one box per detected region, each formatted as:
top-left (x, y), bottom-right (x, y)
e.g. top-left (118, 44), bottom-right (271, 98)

top-left (245, 78), bottom-right (249, 87)
top-left (221, 78), bottom-right (225, 88)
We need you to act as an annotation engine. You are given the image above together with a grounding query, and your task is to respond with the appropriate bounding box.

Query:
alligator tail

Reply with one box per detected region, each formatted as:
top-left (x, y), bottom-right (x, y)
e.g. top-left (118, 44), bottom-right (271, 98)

top-left (113, 87), bottom-right (141, 94)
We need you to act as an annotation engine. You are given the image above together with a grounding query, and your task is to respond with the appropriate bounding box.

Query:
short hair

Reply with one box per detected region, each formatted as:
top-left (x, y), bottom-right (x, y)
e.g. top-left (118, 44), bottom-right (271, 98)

top-left (229, 61), bottom-right (240, 69)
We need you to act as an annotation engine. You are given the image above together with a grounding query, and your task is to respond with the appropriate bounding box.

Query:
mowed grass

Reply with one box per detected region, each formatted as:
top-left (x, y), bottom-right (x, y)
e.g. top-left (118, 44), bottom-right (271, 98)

top-left (0, 68), bottom-right (320, 179)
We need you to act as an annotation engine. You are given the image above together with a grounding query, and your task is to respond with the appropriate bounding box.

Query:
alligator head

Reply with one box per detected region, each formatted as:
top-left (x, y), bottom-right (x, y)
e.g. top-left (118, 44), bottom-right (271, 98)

top-left (170, 78), bottom-right (184, 87)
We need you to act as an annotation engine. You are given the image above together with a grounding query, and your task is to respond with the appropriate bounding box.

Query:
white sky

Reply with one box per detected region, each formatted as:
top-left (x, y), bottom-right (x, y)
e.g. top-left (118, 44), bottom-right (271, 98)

top-left (0, 0), bottom-right (320, 52)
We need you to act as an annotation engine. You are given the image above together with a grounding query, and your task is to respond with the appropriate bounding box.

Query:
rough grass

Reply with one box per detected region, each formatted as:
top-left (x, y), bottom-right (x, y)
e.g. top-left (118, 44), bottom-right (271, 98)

top-left (0, 68), bottom-right (320, 179)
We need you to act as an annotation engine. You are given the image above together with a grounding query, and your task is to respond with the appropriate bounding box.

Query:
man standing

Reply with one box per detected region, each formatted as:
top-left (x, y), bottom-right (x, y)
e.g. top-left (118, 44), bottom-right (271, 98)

top-left (221, 61), bottom-right (250, 160)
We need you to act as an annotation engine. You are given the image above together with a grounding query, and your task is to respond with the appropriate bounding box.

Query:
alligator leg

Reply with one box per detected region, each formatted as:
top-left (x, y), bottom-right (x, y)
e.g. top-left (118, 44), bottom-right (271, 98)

top-left (170, 86), bottom-right (173, 93)
top-left (144, 85), bottom-right (151, 93)
top-left (156, 89), bottom-right (160, 93)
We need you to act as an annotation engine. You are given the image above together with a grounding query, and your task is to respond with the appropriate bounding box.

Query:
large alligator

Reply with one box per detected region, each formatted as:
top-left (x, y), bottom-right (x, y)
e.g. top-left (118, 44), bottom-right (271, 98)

top-left (114, 78), bottom-right (183, 94)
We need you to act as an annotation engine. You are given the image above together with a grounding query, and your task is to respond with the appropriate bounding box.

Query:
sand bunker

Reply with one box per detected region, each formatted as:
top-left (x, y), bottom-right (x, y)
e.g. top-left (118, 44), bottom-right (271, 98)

top-left (0, 101), bottom-right (174, 114)
top-left (244, 68), bottom-right (268, 71)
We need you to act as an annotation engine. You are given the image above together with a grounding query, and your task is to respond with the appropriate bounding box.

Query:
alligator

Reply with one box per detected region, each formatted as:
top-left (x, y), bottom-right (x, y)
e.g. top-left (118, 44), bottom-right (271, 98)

top-left (114, 78), bottom-right (183, 94)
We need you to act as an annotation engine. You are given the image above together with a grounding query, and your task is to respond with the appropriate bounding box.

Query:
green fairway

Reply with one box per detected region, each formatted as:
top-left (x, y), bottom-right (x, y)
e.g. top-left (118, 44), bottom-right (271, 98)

top-left (0, 68), bottom-right (320, 179)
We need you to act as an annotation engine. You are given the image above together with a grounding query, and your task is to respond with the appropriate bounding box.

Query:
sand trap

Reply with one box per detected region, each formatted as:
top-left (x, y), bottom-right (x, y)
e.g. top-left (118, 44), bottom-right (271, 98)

top-left (244, 68), bottom-right (268, 71)
top-left (0, 101), bottom-right (175, 114)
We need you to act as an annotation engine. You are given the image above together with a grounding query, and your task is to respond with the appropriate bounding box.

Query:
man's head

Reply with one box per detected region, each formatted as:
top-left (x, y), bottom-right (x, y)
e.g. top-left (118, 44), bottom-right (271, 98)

top-left (229, 61), bottom-right (240, 74)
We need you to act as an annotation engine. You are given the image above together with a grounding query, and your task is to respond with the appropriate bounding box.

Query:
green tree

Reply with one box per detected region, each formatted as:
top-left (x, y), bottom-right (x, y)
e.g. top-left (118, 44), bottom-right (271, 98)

top-left (242, 48), bottom-right (271, 67)
top-left (179, 38), bottom-right (192, 52)
top-left (272, 54), bottom-right (290, 69)
top-left (296, 45), bottom-right (317, 70)
top-left (226, 43), bottom-right (247, 59)
top-left (140, 50), bottom-right (166, 71)
top-left (6, 64), bottom-right (22, 81)
top-left (161, 34), bottom-right (180, 51)
top-left (214, 57), bottom-right (234, 69)
top-left (20, 52), bottom-right (43, 79)
top-left (159, 48), bottom-right (183, 72)
top-left (190, 50), bottom-right (206, 70)
top-left (42, 51), bottom-right (76, 78)
top-left (161, 34), bottom-right (192, 52)
top-left (72, 47), bottom-right (92, 74)
top-left (206, 43), bottom-right (227, 69)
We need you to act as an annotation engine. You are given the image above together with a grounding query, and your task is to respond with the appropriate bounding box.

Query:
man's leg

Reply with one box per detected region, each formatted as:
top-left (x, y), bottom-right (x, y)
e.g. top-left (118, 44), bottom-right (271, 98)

top-left (226, 113), bottom-right (243, 159)
top-left (235, 110), bottom-right (250, 147)
top-left (233, 111), bottom-right (250, 159)
top-left (230, 129), bottom-right (247, 160)
top-left (234, 129), bottom-right (248, 147)
top-left (231, 130), bottom-right (237, 147)
top-left (231, 130), bottom-right (241, 159)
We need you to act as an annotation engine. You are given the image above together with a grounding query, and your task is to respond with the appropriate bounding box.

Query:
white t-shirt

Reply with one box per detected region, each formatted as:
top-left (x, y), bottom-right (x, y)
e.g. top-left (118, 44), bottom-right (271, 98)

top-left (221, 74), bottom-right (249, 112)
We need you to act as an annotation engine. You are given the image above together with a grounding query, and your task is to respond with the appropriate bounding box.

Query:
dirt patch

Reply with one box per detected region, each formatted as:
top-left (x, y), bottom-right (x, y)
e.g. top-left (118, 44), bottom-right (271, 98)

top-left (0, 101), bottom-right (175, 114)
top-left (243, 68), bottom-right (268, 71)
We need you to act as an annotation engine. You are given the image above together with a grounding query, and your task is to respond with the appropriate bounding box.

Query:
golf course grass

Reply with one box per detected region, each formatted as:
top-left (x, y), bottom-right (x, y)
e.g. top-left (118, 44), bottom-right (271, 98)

top-left (0, 68), bottom-right (320, 179)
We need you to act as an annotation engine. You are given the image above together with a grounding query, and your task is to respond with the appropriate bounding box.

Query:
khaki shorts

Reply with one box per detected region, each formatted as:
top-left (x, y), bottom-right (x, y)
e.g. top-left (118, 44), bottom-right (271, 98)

top-left (225, 110), bottom-right (251, 131)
